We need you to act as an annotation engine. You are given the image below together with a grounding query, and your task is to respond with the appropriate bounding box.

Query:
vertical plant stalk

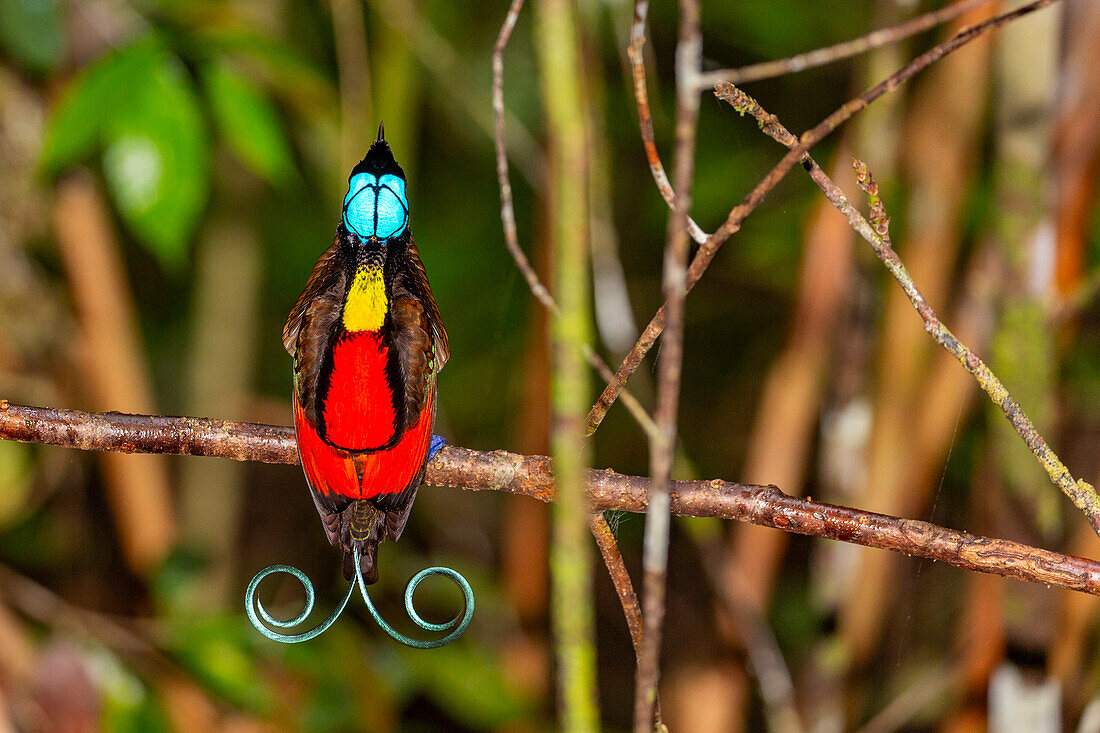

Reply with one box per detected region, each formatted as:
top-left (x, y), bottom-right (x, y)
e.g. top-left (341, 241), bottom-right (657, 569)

top-left (633, 1), bottom-right (701, 730)
top-left (534, 0), bottom-right (600, 729)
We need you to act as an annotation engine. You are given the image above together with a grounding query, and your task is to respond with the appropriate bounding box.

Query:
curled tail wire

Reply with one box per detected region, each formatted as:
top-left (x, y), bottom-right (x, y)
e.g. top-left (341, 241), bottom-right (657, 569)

top-left (247, 435), bottom-right (467, 647)
top-left (246, 552), bottom-right (473, 648)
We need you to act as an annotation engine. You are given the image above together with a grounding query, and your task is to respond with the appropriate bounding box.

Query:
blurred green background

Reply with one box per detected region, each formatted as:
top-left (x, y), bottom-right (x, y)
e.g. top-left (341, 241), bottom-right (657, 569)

top-left (2, 0), bottom-right (1100, 730)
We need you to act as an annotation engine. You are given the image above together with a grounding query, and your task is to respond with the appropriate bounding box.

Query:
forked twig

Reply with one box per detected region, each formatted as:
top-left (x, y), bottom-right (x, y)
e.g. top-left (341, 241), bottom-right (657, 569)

top-left (585, 0), bottom-right (1063, 435)
top-left (711, 81), bottom-right (1100, 536)
top-left (626, 0), bottom-right (708, 245)
top-left (492, 0), bottom-right (658, 440)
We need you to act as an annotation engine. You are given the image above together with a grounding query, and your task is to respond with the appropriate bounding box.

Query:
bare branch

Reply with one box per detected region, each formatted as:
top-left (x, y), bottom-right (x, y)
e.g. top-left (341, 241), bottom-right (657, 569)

top-left (589, 512), bottom-right (663, 727)
top-left (853, 161), bottom-right (1100, 534)
top-left (4, 405), bottom-right (1100, 596)
top-left (715, 73), bottom-right (1100, 544)
top-left (585, 0), bottom-right (1063, 435)
top-left (697, 0), bottom-right (996, 87)
top-left (626, 0), bottom-right (708, 245)
top-left (590, 514), bottom-right (643, 652)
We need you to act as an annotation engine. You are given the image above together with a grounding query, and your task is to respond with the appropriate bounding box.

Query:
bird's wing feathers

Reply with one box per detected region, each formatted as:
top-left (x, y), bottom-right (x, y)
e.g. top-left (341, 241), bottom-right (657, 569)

top-left (397, 239), bottom-right (449, 369)
top-left (284, 241), bottom-right (343, 355)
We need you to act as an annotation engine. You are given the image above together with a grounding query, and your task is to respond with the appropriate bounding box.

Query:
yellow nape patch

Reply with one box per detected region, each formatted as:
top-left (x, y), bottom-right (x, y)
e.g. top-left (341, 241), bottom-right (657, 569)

top-left (343, 266), bottom-right (388, 332)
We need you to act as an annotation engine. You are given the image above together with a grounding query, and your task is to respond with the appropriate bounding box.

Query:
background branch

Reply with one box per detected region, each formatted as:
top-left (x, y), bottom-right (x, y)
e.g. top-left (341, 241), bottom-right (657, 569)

top-left (696, 0), bottom-right (996, 87)
top-left (712, 80), bottom-right (1100, 533)
top-left (585, 0), bottom-right (1063, 434)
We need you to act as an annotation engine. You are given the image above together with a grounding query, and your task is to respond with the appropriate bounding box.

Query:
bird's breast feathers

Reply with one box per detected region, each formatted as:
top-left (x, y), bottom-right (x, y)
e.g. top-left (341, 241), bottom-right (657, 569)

top-left (318, 330), bottom-right (397, 450)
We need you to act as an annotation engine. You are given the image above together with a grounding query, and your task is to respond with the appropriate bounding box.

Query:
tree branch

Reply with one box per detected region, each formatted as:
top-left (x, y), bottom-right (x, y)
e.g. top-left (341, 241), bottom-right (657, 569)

top-left (3, 402), bottom-right (1100, 596)
top-left (634, 0), bottom-right (701, 727)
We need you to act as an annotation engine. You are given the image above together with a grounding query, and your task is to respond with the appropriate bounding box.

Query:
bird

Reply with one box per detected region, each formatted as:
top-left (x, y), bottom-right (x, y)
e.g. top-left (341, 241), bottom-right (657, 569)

top-left (283, 123), bottom-right (448, 584)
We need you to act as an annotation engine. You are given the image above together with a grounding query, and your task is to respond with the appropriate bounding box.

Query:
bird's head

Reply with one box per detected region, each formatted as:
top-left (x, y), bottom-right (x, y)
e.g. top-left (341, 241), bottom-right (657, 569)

top-left (342, 123), bottom-right (409, 242)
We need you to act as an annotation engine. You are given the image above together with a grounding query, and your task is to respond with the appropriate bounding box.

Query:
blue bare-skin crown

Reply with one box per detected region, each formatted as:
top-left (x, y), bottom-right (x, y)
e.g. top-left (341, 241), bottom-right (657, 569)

top-left (343, 172), bottom-right (409, 240)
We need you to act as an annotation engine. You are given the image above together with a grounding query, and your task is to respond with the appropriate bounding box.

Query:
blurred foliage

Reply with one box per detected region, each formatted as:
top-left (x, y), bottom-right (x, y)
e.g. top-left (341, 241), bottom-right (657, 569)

top-left (0, 0), bottom-right (63, 73)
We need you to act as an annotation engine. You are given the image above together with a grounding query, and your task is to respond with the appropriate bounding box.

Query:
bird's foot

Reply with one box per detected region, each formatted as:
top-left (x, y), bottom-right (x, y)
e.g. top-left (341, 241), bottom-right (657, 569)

top-left (428, 435), bottom-right (447, 461)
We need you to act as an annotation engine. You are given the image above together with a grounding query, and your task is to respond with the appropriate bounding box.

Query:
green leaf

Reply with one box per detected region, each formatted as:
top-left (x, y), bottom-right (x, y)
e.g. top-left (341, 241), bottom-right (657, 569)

top-left (42, 37), bottom-right (209, 269)
top-left (41, 39), bottom-right (165, 175)
top-left (201, 61), bottom-right (294, 184)
top-left (193, 25), bottom-right (336, 115)
top-left (0, 0), bottom-right (63, 72)
top-left (101, 52), bottom-right (208, 269)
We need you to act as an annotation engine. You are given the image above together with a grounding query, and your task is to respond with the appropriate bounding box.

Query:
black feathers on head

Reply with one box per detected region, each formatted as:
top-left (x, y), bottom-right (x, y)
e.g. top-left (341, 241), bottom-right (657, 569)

top-left (351, 122), bottom-right (405, 180)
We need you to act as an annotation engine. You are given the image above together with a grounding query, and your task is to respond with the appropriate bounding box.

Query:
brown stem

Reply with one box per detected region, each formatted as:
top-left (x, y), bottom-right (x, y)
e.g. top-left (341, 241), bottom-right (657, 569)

top-left (585, 0), bottom-right (1063, 435)
top-left (3, 402), bottom-right (1100, 595)
top-left (588, 513), bottom-right (644, 650)
top-left (588, 513), bottom-right (663, 726)
top-left (633, 0), bottom-right (701, 729)
top-left (626, 0), bottom-right (708, 245)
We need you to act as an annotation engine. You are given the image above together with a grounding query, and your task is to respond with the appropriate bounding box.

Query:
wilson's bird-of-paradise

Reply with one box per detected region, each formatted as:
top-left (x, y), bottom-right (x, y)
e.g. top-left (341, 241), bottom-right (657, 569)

top-left (283, 124), bottom-right (449, 584)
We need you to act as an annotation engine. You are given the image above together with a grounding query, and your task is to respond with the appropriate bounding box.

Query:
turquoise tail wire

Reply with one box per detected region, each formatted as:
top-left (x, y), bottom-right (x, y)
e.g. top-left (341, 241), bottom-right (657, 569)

top-left (245, 558), bottom-right (474, 647)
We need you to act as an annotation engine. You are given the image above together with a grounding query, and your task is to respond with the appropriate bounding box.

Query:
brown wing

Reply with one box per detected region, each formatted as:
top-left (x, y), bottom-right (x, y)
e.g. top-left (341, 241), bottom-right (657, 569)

top-left (287, 243), bottom-right (347, 427)
top-left (389, 297), bottom-right (435, 431)
top-left (371, 298), bottom-right (437, 540)
top-left (284, 240), bottom-right (343, 355)
top-left (287, 244), bottom-right (352, 554)
top-left (396, 238), bottom-right (449, 368)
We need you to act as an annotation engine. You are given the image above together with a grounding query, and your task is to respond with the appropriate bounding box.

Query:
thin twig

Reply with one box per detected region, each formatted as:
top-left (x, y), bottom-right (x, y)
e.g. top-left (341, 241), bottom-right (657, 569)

top-left (626, 0), bottom-right (708, 245)
top-left (589, 513), bottom-right (644, 653)
top-left (852, 161), bottom-right (1100, 533)
top-left (697, 0), bottom-right (996, 87)
top-left (492, 0), bottom-right (658, 440)
top-left (703, 558), bottom-right (804, 733)
top-left (588, 513), bottom-right (663, 727)
top-left (711, 81), bottom-right (1100, 536)
top-left (368, 0), bottom-right (542, 186)
top-left (3, 403), bottom-right (1100, 594)
top-left (633, 0), bottom-right (701, 729)
top-left (585, 0), bottom-right (1063, 435)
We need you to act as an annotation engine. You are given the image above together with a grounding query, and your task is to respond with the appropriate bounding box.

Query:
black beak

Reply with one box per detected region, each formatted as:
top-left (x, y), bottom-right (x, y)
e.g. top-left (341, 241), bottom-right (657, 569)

top-left (377, 121), bottom-right (385, 143)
